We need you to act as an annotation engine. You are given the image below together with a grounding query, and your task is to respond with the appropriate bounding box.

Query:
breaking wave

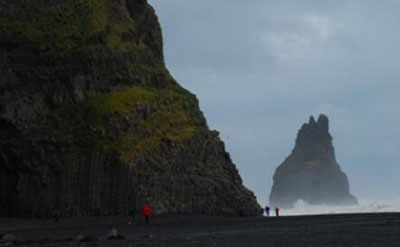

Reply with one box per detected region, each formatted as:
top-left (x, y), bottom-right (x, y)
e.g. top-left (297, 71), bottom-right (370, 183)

top-left (282, 198), bottom-right (400, 216)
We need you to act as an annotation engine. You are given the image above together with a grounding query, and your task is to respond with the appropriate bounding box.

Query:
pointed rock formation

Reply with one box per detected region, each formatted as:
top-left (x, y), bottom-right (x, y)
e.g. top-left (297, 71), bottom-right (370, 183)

top-left (0, 0), bottom-right (260, 217)
top-left (269, 114), bottom-right (357, 208)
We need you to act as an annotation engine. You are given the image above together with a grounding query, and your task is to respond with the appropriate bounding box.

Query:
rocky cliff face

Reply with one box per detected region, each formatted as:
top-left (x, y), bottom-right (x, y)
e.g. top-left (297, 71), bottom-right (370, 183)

top-left (0, 0), bottom-right (260, 217)
top-left (269, 115), bottom-right (357, 208)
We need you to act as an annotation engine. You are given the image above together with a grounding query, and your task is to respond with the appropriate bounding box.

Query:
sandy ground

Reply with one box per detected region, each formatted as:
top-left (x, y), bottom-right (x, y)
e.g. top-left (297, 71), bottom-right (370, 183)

top-left (1, 213), bottom-right (400, 246)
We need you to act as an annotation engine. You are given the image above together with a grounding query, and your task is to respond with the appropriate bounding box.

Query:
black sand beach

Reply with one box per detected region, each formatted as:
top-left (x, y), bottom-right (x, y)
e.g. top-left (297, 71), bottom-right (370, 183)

top-left (1, 213), bottom-right (399, 247)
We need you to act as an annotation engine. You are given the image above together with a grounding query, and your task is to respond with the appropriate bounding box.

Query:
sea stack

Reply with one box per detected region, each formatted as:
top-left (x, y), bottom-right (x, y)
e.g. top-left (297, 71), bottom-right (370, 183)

top-left (0, 0), bottom-right (260, 217)
top-left (269, 114), bottom-right (357, 208)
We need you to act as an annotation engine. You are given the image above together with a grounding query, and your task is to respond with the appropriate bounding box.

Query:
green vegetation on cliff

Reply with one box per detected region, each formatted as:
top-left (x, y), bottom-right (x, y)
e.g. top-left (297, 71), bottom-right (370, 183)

top-left (50, 86), bottom-right (205, 163)
top-left (0, 0), bottom-right (108, 54)
top-left (0, 0), bottom-right (156, 58)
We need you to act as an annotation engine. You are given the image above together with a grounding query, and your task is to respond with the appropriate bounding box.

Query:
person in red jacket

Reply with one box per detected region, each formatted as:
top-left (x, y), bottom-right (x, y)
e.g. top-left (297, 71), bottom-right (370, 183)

top-left (275, 207), bottom-right (280, 217)
top-left (141, 204), bottom-right (152, 224)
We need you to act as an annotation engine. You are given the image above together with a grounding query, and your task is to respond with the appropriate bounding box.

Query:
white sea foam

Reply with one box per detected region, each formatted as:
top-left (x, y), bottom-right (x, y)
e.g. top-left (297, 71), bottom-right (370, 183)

top-left (278, 198), bottom-right (400, 216)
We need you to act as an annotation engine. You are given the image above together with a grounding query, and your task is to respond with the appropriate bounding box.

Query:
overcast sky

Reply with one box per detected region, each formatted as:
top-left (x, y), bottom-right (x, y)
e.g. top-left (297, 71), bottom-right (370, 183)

top-left (148, 0), bottom-right (400, 207)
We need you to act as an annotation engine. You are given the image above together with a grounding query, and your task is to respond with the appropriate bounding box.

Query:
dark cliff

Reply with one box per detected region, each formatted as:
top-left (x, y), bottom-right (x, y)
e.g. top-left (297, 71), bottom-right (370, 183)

top-left (0, 0), bottom-right (260, 217)
top-left (269, 115), bottom-right (357, 208)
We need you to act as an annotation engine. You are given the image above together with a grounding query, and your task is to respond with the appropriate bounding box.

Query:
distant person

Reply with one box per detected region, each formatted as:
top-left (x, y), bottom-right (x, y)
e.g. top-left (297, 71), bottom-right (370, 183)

top-left (129, 205), bottom-right (136, 225)
top-left (265, 206), bottom-right (270, 217)
top-left (238, 209), bottom-right (244, 217)
top-left (141, 204), bottom-right (152, 224)
top-left (275, 207), bottom-right (280, 217)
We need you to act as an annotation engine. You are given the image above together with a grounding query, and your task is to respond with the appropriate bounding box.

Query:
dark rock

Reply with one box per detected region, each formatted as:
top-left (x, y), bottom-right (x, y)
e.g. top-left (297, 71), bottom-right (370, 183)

top-left (0, 0), bottom-right (260, 217)
top-left (142, 234), bottom-right (154, 239)
top-left (76, 235), bottom-right (97, 242)
top-left (107, 229), bottom-right (126, 240)
top-left (269, 114), bottom-right (358, 208)
top-left (1, 234), bottom-right (16, 244)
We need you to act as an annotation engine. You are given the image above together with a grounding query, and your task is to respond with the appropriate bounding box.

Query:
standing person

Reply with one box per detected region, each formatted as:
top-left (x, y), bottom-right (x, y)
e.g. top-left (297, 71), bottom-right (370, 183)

top-left (275, 207), bottom-right (280, 217)
top-left (128, 205), bottom-right (136, 225)
top-left (265, 206), bottom-right (270, 217)
top-left (141, 204), bottom-right (152, 224)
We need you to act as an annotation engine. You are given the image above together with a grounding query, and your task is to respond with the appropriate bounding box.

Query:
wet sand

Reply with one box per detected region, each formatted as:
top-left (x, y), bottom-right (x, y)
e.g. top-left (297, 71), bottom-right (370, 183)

top-left (1, 213), bottom-right (400, 246)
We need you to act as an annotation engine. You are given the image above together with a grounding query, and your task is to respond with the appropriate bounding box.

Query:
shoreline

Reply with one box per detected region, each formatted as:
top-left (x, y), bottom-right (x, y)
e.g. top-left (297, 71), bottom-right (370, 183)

top-left (1, 213), bottom-right (400, 246)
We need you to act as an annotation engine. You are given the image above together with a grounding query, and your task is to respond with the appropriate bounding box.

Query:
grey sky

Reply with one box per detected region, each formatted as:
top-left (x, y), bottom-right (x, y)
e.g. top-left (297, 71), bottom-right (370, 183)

top-left (148, 0), bottom-right (400, 207)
